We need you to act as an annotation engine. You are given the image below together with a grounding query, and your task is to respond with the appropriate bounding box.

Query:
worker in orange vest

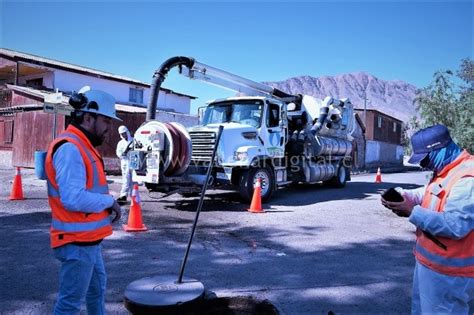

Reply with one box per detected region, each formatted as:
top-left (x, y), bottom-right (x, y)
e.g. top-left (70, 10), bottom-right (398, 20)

top-left (381, 124), bottom-right (473, 314)
top-left (45, 86), bottom-right (122, 314)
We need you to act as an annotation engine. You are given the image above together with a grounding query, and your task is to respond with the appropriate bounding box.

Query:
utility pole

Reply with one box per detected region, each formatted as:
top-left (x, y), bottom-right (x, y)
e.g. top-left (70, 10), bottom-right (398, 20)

top-left (363, 90), bottom-right (367, 128)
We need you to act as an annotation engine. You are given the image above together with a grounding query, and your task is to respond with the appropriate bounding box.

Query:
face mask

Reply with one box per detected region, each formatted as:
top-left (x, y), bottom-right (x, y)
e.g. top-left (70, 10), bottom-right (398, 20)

top-left (420, 155), bottom-right (430, 169)
top-left (422, 141), bottom-right (461, 173)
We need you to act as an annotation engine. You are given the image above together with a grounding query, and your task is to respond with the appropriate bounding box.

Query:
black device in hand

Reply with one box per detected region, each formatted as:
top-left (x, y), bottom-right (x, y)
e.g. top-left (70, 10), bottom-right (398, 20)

top-left (382, 187), bottom-right (404, 202)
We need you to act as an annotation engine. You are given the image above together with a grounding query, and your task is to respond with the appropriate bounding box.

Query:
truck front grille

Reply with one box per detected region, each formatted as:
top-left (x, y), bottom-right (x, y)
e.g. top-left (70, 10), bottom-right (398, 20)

top-left (189, 131), bottom-right (216, 163)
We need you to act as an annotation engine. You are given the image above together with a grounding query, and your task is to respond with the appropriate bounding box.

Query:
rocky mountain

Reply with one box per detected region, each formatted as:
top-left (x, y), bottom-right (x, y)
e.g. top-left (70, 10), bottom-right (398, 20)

top-left (264, 72), bottom-right (419, 123)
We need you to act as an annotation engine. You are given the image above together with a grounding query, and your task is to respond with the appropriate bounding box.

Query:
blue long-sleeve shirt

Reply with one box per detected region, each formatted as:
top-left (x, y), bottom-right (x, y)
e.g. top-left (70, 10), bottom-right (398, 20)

top-left (53, 143), bottom-right (114, 213)
top-left (402, 177), bottom-right (474, 240)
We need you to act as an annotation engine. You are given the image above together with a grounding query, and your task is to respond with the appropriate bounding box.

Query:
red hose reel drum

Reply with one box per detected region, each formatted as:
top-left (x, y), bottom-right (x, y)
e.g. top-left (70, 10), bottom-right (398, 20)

top-left (134, 121), bottom-right (192, 177)
top-left (163, 122), bottom-right (192, 176)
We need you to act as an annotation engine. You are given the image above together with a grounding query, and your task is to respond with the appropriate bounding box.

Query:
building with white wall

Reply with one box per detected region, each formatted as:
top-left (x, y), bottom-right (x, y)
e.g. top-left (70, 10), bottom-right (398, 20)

top-left (0, 48), bottom-right (194, 114)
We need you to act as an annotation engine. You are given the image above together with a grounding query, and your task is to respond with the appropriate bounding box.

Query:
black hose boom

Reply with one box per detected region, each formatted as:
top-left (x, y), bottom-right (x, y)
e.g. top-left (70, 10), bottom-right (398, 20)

top-left (146, 56), bottom-right (195, 121)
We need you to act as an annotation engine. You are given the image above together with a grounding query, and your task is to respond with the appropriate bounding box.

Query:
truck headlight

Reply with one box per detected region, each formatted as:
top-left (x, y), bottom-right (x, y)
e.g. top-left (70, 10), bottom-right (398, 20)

top-left (234, 151), bottom-right (248, 161)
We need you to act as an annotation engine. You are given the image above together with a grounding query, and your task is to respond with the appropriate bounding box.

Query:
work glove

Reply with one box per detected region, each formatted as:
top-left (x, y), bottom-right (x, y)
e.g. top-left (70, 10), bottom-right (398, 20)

top-left (108, 200), bottom-right (122, 223)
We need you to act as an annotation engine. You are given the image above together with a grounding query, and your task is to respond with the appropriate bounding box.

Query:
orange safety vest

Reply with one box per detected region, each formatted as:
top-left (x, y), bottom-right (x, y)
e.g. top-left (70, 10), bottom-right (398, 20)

top-left (45, 125), bottom-right (112, 248)
top-left (414, 150), bottom-right (474, 277)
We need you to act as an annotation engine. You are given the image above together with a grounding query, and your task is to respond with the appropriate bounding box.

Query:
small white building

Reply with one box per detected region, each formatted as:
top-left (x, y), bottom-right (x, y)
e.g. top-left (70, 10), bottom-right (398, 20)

top-left (0, 48), bottom-right (195, 114)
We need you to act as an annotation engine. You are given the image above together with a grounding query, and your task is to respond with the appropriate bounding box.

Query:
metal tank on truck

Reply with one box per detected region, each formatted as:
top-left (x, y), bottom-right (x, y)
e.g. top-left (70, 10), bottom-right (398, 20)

top-left (128, 56), bottom-right (356, 202)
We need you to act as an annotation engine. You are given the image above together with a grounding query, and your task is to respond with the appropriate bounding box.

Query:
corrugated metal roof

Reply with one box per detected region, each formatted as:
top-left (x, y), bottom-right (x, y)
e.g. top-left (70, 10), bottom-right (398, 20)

top-left (0, 48), bottom-right (196, 99)
top-left (1, 48), bottom-right (147, 85)
top-left (0, 103), bottom-right (43, 116)
top-left (8, 84), bottom-right (62, 100)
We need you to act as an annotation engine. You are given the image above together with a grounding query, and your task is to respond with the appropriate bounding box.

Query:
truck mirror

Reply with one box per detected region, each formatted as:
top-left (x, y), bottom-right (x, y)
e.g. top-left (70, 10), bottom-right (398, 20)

top-left (197, 106), bottom-right (206, 124)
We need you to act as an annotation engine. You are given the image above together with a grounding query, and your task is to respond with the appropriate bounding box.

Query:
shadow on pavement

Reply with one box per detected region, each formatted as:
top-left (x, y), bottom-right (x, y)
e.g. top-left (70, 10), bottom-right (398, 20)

top-left (1, 207), bottom-right (415, 314)
top-left (154, 181), bottom-right (422, 211)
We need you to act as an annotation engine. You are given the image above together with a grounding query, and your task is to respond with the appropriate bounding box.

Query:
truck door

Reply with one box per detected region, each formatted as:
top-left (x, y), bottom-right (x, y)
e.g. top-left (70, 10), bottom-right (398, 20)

top-left (261, 102), bottom-right (285, 158)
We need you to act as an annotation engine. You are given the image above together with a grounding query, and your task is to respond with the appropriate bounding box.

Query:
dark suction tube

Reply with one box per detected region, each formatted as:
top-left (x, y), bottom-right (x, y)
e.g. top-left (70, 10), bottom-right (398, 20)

top-left (178, 125), bottom-right (224, 283)
top-left (147, 56), bottom-right (195, 121)
top-left (310, 105), bottom-right (330, 135)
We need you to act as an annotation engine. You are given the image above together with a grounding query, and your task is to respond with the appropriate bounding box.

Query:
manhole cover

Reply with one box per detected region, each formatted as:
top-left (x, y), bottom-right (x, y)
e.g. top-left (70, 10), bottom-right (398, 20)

top-left (124, 275), bottom-right (204, 314)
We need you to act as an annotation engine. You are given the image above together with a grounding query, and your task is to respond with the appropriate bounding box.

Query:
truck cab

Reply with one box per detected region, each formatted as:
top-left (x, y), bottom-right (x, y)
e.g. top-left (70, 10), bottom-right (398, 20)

top-left (187, 96), bottom-right (288, 201)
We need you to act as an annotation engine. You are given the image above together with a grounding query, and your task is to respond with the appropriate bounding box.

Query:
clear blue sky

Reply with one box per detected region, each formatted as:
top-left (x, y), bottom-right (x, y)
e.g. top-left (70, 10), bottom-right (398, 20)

top-left (1, 1), bottom-right (472, 114)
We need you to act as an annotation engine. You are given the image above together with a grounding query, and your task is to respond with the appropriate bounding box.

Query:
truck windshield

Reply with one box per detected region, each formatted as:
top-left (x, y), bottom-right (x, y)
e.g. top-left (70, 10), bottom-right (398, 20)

top-left (202, 100), bottom-right (263, 128)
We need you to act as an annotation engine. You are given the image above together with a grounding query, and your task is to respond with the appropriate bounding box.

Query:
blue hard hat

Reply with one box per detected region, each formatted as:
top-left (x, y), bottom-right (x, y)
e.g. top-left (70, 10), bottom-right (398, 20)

top-left (408, 124), bottom-right (453, 165)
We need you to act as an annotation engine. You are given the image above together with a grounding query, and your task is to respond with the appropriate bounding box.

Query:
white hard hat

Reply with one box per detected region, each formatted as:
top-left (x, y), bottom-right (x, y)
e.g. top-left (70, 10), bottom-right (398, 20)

top-left (70, 87), bottom-right (121, 121)
top-left (118, 125), bottom-right (128, 133)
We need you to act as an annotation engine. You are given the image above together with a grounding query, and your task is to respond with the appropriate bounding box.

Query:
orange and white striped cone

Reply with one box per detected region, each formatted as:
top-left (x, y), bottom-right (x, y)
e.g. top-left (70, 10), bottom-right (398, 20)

top-left (9, 167), bottom-right (24, 200)
top-left (122, 184), bottom-right (147, 232)
top-left (248, 178), bottom-right (264, 213)
top-left (375, 167), bottom-right (382, 183)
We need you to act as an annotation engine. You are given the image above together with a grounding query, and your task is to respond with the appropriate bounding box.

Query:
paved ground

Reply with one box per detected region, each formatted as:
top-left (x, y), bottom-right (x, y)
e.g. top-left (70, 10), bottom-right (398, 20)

top-left (1, 166), bottom-right (433, 314)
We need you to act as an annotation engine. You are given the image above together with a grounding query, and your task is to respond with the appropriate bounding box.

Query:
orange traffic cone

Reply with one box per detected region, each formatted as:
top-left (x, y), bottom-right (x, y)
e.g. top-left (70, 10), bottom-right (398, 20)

top-left (375, 167), bottom-right (382, 183)
top-left (9, 167), bottom-right (24, 200)
top-left (248, 178), bottom-right (264, 213)
top-left (123, 184), bottom-right (147, 232)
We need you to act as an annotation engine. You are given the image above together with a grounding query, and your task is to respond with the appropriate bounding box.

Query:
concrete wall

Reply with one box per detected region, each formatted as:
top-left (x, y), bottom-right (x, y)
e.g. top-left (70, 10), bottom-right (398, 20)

top-left (53, 70), bottom-right (190, 113)
top-left (12, 66), bottom-right (187, 114)
top-left (54, 69), bottom-right (140, 103)
top-left (365, 140), bottom-right (403, 167)
top-left (0, 150), bottom-right (12, 167)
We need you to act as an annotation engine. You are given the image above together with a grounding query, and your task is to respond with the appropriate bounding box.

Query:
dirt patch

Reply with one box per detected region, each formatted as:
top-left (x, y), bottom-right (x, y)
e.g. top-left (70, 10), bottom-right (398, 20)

top-left (125, 295), bottom-right (279, 315)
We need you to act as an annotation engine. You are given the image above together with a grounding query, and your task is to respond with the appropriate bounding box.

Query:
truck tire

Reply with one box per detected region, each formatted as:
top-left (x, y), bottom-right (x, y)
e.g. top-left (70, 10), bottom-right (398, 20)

top-left (239, 167), bottom-right (275, 203)
top-left (324, 165), bottom-right (348, 188)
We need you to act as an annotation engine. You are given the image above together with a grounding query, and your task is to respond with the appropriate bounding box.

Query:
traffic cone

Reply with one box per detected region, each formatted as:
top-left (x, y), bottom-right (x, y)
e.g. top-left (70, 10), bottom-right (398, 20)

top-left (9, 167), bottom-right (24, 200)
top-left (122, 184), bottom-right (147, 232)
top-left (248, 178), bottom-right (264, 213)
top-left (375, 167), bottom-right (382, 183)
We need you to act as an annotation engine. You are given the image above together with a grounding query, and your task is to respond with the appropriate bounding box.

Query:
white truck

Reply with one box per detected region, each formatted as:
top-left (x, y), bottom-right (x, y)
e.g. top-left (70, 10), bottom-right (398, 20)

top-left (129, 56), bottom-right (356, 202)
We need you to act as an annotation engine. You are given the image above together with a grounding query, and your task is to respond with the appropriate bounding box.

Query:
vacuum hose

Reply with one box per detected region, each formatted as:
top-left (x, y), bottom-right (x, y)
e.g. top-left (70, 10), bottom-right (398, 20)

top-left (147, 56), bottom-right (195, 121)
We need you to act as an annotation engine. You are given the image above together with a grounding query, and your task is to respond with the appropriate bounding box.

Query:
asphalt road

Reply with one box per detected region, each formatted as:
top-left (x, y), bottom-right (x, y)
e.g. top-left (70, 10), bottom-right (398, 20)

top-left (0, 166), bottom-right (432, 314)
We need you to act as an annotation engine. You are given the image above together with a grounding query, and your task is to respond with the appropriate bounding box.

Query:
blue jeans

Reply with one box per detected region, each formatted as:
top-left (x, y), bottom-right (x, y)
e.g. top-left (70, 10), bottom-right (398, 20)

top-left (412, 261), bottom-right (474, 315)
top-left (53, 244), bottom-right (106, 315)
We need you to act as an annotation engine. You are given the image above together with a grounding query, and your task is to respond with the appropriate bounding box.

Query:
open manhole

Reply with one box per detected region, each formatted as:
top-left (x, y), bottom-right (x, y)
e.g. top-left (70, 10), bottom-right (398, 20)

top-left (124, 294), bottom-right (279, 315)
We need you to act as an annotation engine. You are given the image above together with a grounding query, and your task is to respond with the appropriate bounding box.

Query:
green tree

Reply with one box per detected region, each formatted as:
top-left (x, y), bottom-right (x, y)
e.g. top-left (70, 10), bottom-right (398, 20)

top-left (414, 59), bottom-right (473, 153)
top-left (401, 116), bottom-right (421, 155)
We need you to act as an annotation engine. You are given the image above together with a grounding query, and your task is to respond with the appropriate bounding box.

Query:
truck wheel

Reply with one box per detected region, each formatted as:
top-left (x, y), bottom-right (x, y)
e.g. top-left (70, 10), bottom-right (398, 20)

top-left (239, 167), bottom-right (275, 203)
top-left (324, 165), bottom-right (348, 188)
